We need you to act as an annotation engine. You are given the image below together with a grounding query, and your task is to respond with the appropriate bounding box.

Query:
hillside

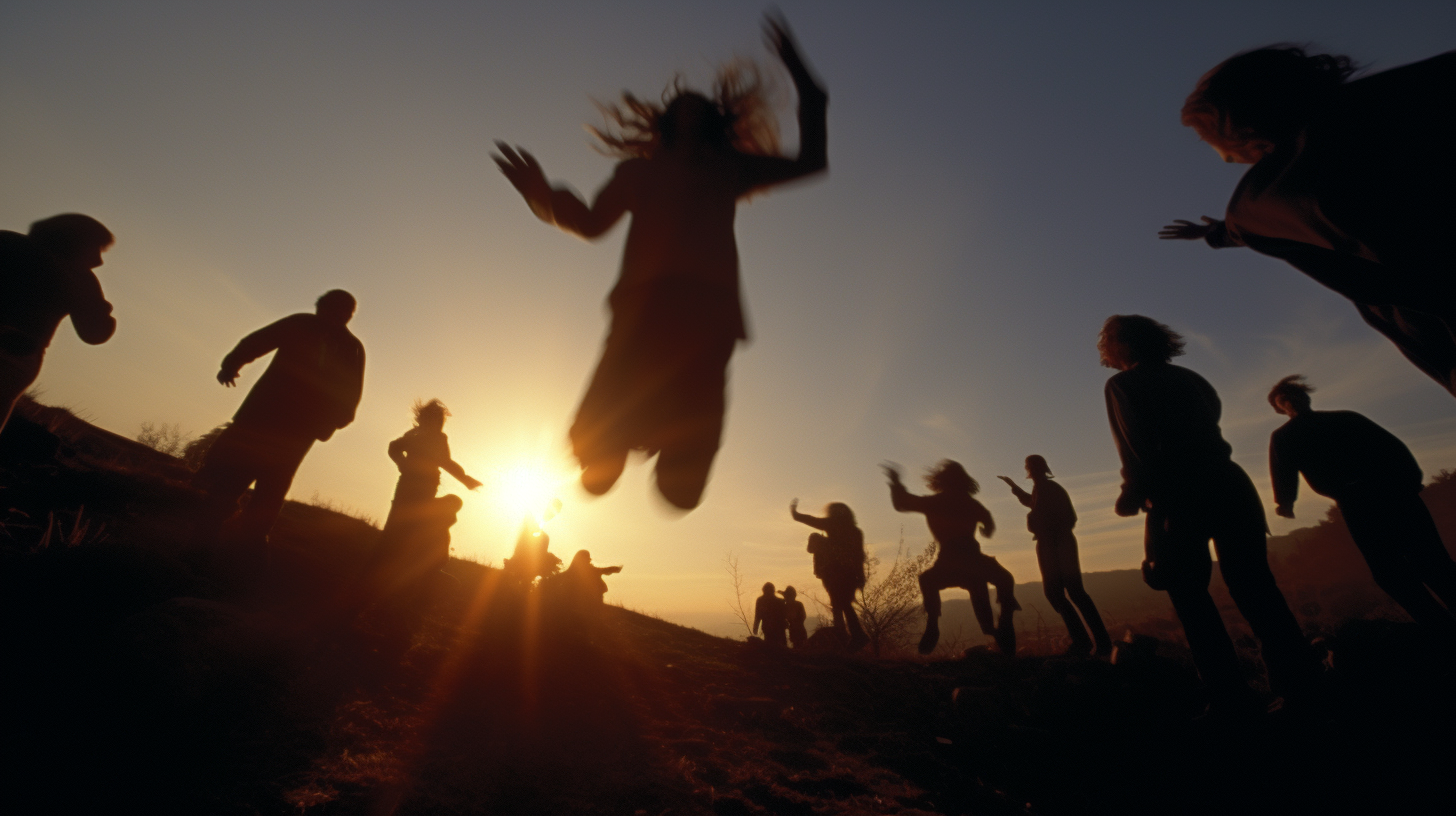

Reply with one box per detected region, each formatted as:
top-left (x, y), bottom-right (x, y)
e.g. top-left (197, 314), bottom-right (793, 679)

top-left (2, 400), bottom-right (1454, 814)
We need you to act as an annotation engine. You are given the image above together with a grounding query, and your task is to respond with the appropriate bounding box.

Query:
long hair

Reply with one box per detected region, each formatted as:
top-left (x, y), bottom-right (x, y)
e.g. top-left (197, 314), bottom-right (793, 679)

top-left (1100, 315), bottom-right (1185, 366)
top-left (1268, 374), bottom-right (1314, 410)
top-left (825, 502), bottom-right (856, 525)
top-left (412, 398), bottom-right (450, 427)
top-left (926, 460), bottom-right (978, 496)
top-left (1182, 45), bottom-right (1357, 160)
top-left (590, 61), bottom-right (780, 160)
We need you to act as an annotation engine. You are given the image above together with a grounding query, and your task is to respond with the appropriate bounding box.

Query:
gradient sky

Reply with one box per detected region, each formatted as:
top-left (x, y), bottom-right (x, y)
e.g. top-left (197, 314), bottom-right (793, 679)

top-left (4, 1), bottom-right (1454, 634)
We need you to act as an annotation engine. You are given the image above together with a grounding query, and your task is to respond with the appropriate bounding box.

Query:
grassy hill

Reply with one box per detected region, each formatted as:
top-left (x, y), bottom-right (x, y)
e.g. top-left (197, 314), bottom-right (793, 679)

top-left (3, 399), bottom-right (1454, 814)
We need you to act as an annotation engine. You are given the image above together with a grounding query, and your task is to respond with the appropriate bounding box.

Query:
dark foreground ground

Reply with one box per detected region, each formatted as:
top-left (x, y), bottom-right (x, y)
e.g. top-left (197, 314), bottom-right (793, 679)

top-left (3, 407), bottom-right (1454, 814)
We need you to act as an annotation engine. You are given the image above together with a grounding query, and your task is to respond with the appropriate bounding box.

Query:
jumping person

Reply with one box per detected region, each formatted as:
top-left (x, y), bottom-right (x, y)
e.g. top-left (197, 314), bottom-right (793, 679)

top-left (999, 455), bottom-right (1111, 657)
top-left (194, 290), bottom-right (365, 549)
top-left (791, 499), bottom-right (868, 650)
top-left (1100, 315), bottom-right (1320, 711)
top-left (1268, 375), bottom-right (1456, 640)
top-left (493, 14), bottom-right (827, 509)
top-left (885, 460), bottom-right (1019, 656)
top-left (1161, 47), bottom-right (1456, 396)
top-left (0, 214), bottom-right (116, 436)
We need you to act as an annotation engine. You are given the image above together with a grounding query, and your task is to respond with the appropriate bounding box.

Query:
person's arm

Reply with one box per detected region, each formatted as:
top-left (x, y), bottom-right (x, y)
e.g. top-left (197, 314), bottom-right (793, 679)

top-left (998, 476), bottom-right (1033, 507)
top-left (789, 498), bottom-right (831, 530)
top-left (883, 464), bottom-right (929, 513)
top-left (978, 505), bottom-right (996, 539)
top-left (493, 144), bottom-right (633, 239)
top-left (1270, 431), bottom-right (1299, 518)
top-left (388, 435), bottom-right (409, 468)
top-left (439, 436), bottom-right (483, 490)
top-left (333, 339), bottom-right (365, 429)
top-left (66, 271), bottom-right (116, 345)
top-left (1106, 379), bottom-right (1149, 516)
top-left (1158, 216), bottom-right (1243, 249)
top-left (738, 15), bottom-right (828, 193)
top-left (752, 598), bottom-right (763, 634)
top-left (217, 315), bottom-right (296, 386)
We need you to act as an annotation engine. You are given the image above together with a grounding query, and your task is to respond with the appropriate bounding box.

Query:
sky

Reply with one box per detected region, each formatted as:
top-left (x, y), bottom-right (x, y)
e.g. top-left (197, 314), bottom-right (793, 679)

top-left (4, 1), bottom-right (1454, 635)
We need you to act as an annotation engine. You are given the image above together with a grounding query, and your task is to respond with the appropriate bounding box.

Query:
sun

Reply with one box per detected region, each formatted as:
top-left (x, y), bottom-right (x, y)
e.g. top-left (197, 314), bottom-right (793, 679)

top-left (493, 461), bottom-right (567, 525)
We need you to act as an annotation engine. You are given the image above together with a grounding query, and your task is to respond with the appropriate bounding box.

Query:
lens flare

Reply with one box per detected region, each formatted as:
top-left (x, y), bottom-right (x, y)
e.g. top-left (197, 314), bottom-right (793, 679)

top-left (493, 461), bottom-right (566, 525)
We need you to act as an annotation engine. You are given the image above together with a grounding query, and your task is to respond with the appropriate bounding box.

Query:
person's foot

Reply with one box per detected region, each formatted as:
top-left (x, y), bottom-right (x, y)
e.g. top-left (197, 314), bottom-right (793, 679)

top-left (918, 622), bottom-right (941, 655)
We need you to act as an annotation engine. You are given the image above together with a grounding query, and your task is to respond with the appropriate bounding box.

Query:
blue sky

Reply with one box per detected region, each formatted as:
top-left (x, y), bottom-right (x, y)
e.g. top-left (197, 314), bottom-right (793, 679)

top-left (4, 1), bottom-right (1453, 633)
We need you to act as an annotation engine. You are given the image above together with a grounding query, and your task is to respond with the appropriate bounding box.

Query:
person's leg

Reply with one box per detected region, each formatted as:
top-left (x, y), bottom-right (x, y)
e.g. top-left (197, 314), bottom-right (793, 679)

top-left (918, 561), bottom-right (954, 653)
top-left (235, 432), bottom-right (314, 544)
top-left (653, 330), bottom-right (733, 511)
top-left (191, 424), bottom-right (260, 542)
top-left (1055, 531), bottom-right (1112, 654)
top-left (1039, 540), bottom-right (1092, 652)
top-left (1344, 495), bottom-right (1456, 638)
top-left (980, 555), bottom-right (1019, 655)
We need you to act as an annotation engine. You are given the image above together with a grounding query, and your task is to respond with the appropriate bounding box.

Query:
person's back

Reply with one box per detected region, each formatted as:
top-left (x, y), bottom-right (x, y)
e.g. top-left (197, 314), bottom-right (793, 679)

top-left (1272, 409), bottom-right (1422, 502)
top-left (0, 232), bottom-right (80, 353)
top-left (228, 312), bottom-right (365, 440)
top-left (1027, 478), bottom-right (1077, 540)
top-left (1106, 361), bottom-right (1235, 501)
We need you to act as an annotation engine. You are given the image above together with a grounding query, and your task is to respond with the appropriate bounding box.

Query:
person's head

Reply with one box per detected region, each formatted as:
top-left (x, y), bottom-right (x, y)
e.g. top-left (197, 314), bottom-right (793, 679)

top-left (761, 582), bottom-right (777, 597)
top-left (825, 502), bottom-right (856, 525)
top-left (1098, 315), bottom-right (1185, 371)
top-left (571, 550), bottom-right (593, 569)
top-left (315, 289), bottom-right (356, 326)
top-left (1025, 455), bottom-right (1052, 480)
top-left (412, 398), bottom-right (450, 430)
top-left (926, 460), bottom-right (978, 495)
top-left (781, 585), bottom-right (797, 601)
top-left (590, 63), bottom-right (779, 160)
top-left (1182, 45), bottom-right (1357, 164)
top-left (27, 213), bottom-right (114, 271)
top-left (1268, 374), bottom-right (1314, 416)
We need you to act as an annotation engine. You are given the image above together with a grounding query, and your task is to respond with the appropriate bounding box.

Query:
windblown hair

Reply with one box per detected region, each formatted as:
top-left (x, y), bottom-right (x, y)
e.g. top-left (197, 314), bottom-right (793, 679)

top-left (28, 213), bottom-right (114, 257)
top-left (412, 398), bottom-right (450, 426)
top-left (1101, 315), bottom-right (1186, 366)
top-left (825, 502), bottom-right (856, 524)
top-left (1268, 374), bottom-right (1315, 410)
top-left (926, 460), bottom-right (979, 496)
top-left (590, 61), bottom-right (780, 159)
top-left (1182, 45), bottom-right (1358, 161)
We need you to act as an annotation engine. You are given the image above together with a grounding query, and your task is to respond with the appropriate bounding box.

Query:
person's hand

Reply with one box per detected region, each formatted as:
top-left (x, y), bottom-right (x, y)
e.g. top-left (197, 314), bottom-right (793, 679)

top-left (463, 475), bottom-right (484, 491)
top-left (764, 13), bottom-right (822, 95)
top-left (881, 462), bottom-right (903, 485)
top-left (789, 498), bottom-right (799, 515)
top-left (1114, 489), bottom-right (1144, 517)
top-left (1275, 505), bottom-right (1295, 519)
top-left (492, 141), bottom-right (553, 222)
top-left (997, 475), bottom-right (1016, 488)
top-left (217, 369), bottom-right (239, 387)
top-left (1158, 216), bottom-right (1219, 241)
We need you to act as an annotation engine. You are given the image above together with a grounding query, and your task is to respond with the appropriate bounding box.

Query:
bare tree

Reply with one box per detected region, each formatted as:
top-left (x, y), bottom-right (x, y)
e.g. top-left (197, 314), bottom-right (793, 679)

top-left (723, 552), bottom-right (754, 637)
top-left (856, 533), bottom-right (937, 657)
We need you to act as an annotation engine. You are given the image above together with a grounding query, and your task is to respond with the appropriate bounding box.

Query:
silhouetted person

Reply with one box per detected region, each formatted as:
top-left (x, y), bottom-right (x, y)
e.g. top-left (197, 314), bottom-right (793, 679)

top-left (194, 290), bottom-right (365, 547)
top-left (753, 581), bottom-right (788, 649)
top-left (557, 549), bottom-right (623, 610)
top-left (886, 460), bottom-right (1019, 656)
top-left (503, 517), bottom-right (561, 588)
top-left (791, 499), bottom-right (868, 650)
top-left (1161, 47), bottom-right (1456, 396)
top-left (998, 455), bottom-right (1111, 657)
top-left (1268, 375), bottom-right (1456, 640)
top-left (1100, 315), bottom-right (1320, 710)
top-left (493, 15), bottom-right (827, 510)
top-left (781, 585), bottom-right (808, 648)
top-left (376, 399), bottom-right (481, 598)
top-left (0, 215), bottom-right (116, 435)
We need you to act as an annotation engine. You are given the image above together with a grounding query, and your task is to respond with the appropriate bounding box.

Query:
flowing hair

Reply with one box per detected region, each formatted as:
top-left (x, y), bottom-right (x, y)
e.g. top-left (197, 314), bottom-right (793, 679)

top-left (926, 460), bottom-right (979, 496)
top-left (590, 61), bottom-right (780, 159)
top-left (1182, 45), bottom-right (1357, 161)
top-left (412, 398), bottom-right (450, 426)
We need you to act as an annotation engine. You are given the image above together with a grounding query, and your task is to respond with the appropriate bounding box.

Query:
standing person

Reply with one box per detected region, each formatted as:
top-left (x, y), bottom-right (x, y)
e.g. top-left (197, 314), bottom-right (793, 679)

top-left (1268, 375), bottom-right (1456, 640)
top-left (752, 581), bottom-right (788, 649)
top-left (998, 455), bottom-right (1112, 657)
top-left (791, 499), bottom-right (868, 650)
top-left (1160, 47), bottom-right (1456, 396)
top-left (1099, 315), bottom-right (1320, 711)
top-left (885, 460), bottom-right (1019, 656)
top-left (194, 290), bottom-right (365, 549)
top-left (493, 14), bottom-right (827, 510)
top-left (375, 399), bottom-right (481, 599)
top-left (782, 585), bottom-right (808, 649)
top-left (0, 214), bottom-right (116, 435)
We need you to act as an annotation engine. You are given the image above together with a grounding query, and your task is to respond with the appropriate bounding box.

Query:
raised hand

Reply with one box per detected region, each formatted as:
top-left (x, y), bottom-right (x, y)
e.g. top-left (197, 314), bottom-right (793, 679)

top-left (1158, 216), bottom-right (1220, 240)
top-left (880, 462), bottom-right (903, 485)
top-left (763, 13), bottom-right (822, 95)
top-left (492, 141), bottom-right (554, 222)
top-left (789, 498), bottom-right (799, 515)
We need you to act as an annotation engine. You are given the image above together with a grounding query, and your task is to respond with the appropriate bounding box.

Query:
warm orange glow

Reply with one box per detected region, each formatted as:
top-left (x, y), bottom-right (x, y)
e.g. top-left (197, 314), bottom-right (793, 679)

top-left (491, 460), bottom-right (569, 526)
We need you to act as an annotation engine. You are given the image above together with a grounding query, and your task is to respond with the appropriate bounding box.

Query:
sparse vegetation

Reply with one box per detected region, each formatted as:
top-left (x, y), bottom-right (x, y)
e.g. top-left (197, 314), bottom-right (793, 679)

top-left (136, 421), bottom-right (193, 457)
top-left (856, 535), bottom-right (937, 656)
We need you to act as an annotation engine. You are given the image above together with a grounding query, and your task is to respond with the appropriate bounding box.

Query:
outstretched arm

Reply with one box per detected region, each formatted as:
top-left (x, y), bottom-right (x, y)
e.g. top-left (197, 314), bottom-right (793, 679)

top-left (438, 436), bottom-right (482, 490)
top-left (883, 463), bottom-right (929, 514)
top-left (997, 475), bottom-right (1033, 507)
top-left (740, 15), bottom-right (828, 192)
top-left (789, 498), bottom-right (831, 531)
top-left (217, 315), bottom-right (295, 386)
top-left (493, 142), bottom-right (632, 239)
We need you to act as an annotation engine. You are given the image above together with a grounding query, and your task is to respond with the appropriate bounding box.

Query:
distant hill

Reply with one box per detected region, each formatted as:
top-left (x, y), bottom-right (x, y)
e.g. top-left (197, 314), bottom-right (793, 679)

top-left (3, 398), bottom-right (1454, 814)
